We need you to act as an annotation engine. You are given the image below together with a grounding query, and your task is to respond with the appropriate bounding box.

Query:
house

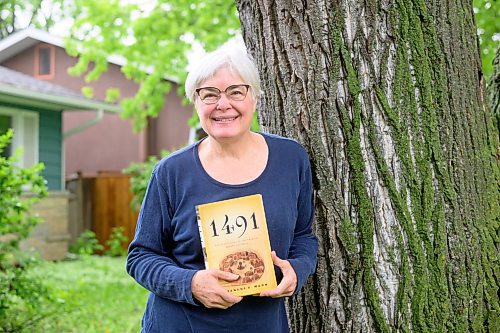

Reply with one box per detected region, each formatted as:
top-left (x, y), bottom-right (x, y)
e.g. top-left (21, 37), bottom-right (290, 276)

top-left (0, 65), bottom-right (121, 260)
top-left (0, 28), bottom-right (195, 255)
top-left (0, 27), bottom-right (193, 178)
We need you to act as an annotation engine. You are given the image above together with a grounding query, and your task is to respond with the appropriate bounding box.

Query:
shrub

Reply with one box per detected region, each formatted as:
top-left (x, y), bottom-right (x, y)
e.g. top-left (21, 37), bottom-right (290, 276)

top-left (0, 130), bottom-right (47, 251)
top-left (123, 150), bottom-right (171, 210)
top-left (0, 130), bottom-right (52, 332)
top-left (69, 230), bottom-right (104, 256)
top-left (105, 227), bottom-right (128, 257)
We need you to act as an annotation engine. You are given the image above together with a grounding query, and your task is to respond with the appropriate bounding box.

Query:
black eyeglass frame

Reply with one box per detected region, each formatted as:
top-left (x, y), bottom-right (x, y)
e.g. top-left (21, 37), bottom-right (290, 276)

top-left (195, 84), bottom-right (251, 104)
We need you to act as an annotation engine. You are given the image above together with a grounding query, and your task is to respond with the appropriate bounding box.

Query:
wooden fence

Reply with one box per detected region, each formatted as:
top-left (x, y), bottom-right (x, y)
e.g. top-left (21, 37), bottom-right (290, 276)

top-left (67, 172), bottom-right (139, 250)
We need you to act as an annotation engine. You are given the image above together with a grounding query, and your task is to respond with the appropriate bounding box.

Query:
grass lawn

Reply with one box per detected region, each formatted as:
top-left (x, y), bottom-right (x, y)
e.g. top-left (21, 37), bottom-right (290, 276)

top-left (31, 255), bottom-right (148, 333)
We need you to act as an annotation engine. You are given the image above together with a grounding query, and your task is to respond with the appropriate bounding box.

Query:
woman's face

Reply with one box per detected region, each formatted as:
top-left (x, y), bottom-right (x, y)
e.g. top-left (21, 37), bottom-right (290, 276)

top-left (195, 66), bottom-right (257, 142)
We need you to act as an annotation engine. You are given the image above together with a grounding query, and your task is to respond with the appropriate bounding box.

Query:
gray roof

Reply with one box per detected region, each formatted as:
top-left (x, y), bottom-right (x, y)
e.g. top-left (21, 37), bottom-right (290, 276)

top-left (0, 65), bottom-right (120, 112)
top-left (0, 65), bottom-right (86, 100)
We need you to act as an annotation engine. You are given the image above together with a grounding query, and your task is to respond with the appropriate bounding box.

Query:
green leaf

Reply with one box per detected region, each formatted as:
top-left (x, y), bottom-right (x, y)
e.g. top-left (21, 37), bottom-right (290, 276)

top-left (473, 0), bottom-right (500, 77)
top-left (105, 88), bottom-right (121, 103)
top-left (63, 0), bottom-right (240, 130)
top-left (81, 86), bottom-right (94, 98)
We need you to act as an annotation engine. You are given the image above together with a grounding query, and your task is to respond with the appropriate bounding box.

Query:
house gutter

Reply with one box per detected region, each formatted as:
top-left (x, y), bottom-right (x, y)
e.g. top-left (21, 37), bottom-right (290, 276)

top-left (63, 109), bottom-right (104, 138)
top-left (0, 84), bottom-right (121, 113)
top-left (0, 83), bottom-right (121, 138)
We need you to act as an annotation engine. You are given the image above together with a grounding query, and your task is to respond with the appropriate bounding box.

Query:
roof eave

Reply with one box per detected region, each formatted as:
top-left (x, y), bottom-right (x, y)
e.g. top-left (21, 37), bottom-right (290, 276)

top-left (0, 84), bottom-right (121, 113)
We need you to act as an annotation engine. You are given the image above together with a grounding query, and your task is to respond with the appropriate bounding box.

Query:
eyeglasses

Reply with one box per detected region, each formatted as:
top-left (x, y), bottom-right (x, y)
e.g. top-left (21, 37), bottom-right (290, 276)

top-left (195, 84), bottom-right (250, 104)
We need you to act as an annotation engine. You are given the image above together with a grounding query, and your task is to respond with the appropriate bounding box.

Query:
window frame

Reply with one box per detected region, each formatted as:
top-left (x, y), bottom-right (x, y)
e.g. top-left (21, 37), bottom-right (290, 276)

top-left (0, 107), bottom-right (39, 168)
top-left (34, 43), bottom-right (55, 80)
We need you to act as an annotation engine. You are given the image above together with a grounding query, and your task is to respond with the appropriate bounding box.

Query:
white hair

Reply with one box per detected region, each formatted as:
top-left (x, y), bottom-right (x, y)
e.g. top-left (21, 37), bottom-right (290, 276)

top-left (185, 45), bottom-right (261, 103)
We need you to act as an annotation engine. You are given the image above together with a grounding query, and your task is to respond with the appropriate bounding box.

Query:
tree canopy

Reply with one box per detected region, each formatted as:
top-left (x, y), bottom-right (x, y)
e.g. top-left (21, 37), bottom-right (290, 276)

top-left (474, 0), bottom-right (499, 76)
top-left (61, 0), bottom-right (240, 131)
top-left (1, 1), bottom-right (497, 130)
top-left (0, 0), bottom-right (65, 38)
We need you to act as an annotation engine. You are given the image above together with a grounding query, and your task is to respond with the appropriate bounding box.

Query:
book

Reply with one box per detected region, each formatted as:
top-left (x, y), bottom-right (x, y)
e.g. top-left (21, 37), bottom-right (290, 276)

top-left (196, 194), bottom-right (277, 296)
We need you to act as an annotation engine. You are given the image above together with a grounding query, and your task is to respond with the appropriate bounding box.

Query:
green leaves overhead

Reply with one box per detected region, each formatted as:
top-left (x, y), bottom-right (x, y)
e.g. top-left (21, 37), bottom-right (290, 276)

top-left (65, 0), bottom-right (240, 132)
top-left (473, 0), bottom-right (500, 77)
top-left (0, 0), bottom-right (60, 38)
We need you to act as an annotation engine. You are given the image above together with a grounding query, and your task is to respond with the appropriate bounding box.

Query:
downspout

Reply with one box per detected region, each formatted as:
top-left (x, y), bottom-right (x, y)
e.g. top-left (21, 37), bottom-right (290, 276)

top-left (63, 109), bottom-right (104, 138)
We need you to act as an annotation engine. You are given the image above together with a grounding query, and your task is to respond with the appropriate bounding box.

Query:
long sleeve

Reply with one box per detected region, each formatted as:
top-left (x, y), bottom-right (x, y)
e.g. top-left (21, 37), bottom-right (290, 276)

top-left (126, 170), bottom-right (198, 305)
top-left (287, 158), bottom-right (318, 294)
top-left (125, 134), bottom-right (317, 332)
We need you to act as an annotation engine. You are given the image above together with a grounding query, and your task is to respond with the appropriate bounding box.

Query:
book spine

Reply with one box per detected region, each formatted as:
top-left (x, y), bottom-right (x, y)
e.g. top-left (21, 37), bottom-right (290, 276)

top-left (195, 205), bottom-right (209, 269)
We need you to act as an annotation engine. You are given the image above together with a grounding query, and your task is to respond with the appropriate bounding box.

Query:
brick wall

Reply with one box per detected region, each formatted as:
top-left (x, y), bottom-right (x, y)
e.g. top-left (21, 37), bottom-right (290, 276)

top-left (20, 191), bottom-right (70, 260)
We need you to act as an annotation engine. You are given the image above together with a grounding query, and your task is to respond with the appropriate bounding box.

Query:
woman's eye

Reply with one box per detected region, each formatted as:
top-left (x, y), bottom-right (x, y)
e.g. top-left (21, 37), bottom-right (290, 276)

top-left (202, 92), bottom-right (219, 99)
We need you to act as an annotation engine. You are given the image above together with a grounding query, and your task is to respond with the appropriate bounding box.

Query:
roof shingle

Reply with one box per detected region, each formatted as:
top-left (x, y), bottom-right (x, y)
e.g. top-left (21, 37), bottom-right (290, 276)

top-left (0, 65), bottom-right (86, 100)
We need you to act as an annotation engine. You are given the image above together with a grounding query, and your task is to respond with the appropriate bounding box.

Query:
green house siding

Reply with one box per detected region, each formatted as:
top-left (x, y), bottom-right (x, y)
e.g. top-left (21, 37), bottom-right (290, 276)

top-left (38, 110), bottom-right (62, 190)
top-left (0, 102), bottom-right (63, 191)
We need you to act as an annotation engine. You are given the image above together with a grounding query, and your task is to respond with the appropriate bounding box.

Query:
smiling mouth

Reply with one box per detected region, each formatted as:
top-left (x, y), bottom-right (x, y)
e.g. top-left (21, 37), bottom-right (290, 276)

top-left (213, 116), bottom-right (238, 122)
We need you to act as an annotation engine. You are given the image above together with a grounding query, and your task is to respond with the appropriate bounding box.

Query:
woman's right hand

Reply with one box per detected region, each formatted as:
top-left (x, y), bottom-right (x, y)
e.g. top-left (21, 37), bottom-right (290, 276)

top-left (191, 270), bottom-right (243, 309)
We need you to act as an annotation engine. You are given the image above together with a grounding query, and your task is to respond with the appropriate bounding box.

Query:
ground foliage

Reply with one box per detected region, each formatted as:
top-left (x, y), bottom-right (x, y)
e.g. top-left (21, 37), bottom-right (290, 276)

top-left (28, 255), bottom-right (148, 332)
top-left (68, 230), bottom-right (104, 256)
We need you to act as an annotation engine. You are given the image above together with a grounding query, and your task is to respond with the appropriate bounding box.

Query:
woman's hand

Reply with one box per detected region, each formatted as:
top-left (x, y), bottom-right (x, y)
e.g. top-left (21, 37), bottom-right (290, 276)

top-left (259, 251), bottom-right (297, 298)
top-left (191, 269), bottom-right (243, 309)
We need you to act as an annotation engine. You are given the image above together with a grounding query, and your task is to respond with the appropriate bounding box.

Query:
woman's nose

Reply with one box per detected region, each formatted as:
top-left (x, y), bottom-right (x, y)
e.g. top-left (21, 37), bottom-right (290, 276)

top-left (216, 93), bottom-right (231, 110)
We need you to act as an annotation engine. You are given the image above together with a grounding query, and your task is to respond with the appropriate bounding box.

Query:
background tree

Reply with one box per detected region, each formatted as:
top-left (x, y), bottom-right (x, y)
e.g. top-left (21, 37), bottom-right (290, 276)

top-left (236, 0), bottom-right (499, 332)
top-left (0, 0), bottom-right (64, 38)
top-left (473, 0), bottom-right (499, 78)
top-left (59, 0), bottom-right (497, 130)
top-left (62, 0), bottom-right (240, 131)
top-left (489, 47), bottom-right (499, 130)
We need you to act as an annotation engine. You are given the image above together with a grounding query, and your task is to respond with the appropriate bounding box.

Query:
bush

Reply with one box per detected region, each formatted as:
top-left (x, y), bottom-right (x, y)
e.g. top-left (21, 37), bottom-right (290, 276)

top-left (123, 150), bottom-right (171, 210)
top-left (105, 227), bottom-right (128, 257)
top-left (70, 227), bottom-right (129, 257)
top-left (0, 130), bottom-right (52, 332)
top-left (69, 230), bottom-right (104, 256)
top-left (0, 130), bottom-right (47, 250)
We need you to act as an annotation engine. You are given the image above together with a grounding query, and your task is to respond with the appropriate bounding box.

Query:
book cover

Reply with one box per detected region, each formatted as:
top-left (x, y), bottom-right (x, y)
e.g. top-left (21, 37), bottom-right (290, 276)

top-left (196, 194), bottom-right (277, 296)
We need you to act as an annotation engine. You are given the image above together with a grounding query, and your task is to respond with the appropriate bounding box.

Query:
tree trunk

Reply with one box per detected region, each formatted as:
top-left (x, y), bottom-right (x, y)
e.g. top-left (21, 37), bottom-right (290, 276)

top-left (236, 0), bottom-right (499, 332)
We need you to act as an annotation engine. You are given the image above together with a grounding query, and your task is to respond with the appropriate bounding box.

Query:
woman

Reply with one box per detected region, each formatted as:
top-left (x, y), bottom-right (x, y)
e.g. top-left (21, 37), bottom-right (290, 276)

top-left (126, 45), bottom-right (318, 332)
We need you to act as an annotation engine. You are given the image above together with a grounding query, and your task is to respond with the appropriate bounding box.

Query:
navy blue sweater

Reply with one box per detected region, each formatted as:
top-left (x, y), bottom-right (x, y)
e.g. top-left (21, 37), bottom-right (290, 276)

top-left (127, 133), bottom-right (318, 332)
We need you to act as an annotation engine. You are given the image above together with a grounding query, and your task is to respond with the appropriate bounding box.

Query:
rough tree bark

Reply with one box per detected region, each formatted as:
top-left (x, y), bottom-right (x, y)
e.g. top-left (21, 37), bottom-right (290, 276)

top-left (236, 0), bottom-right (499, 332)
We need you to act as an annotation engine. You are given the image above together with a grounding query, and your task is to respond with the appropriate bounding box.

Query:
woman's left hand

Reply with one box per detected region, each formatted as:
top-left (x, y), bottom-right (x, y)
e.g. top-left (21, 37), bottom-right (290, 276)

top-left (259, 251), bottom-right (297, 298)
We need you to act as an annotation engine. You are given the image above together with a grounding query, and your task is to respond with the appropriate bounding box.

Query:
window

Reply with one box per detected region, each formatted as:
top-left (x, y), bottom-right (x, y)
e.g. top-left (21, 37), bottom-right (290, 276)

top-left (34, 44), bottom-right (55, 79)
top-left (0, 114), bottom-right (12, 158)
top-left (0, 109), bottom-right (38, 168)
